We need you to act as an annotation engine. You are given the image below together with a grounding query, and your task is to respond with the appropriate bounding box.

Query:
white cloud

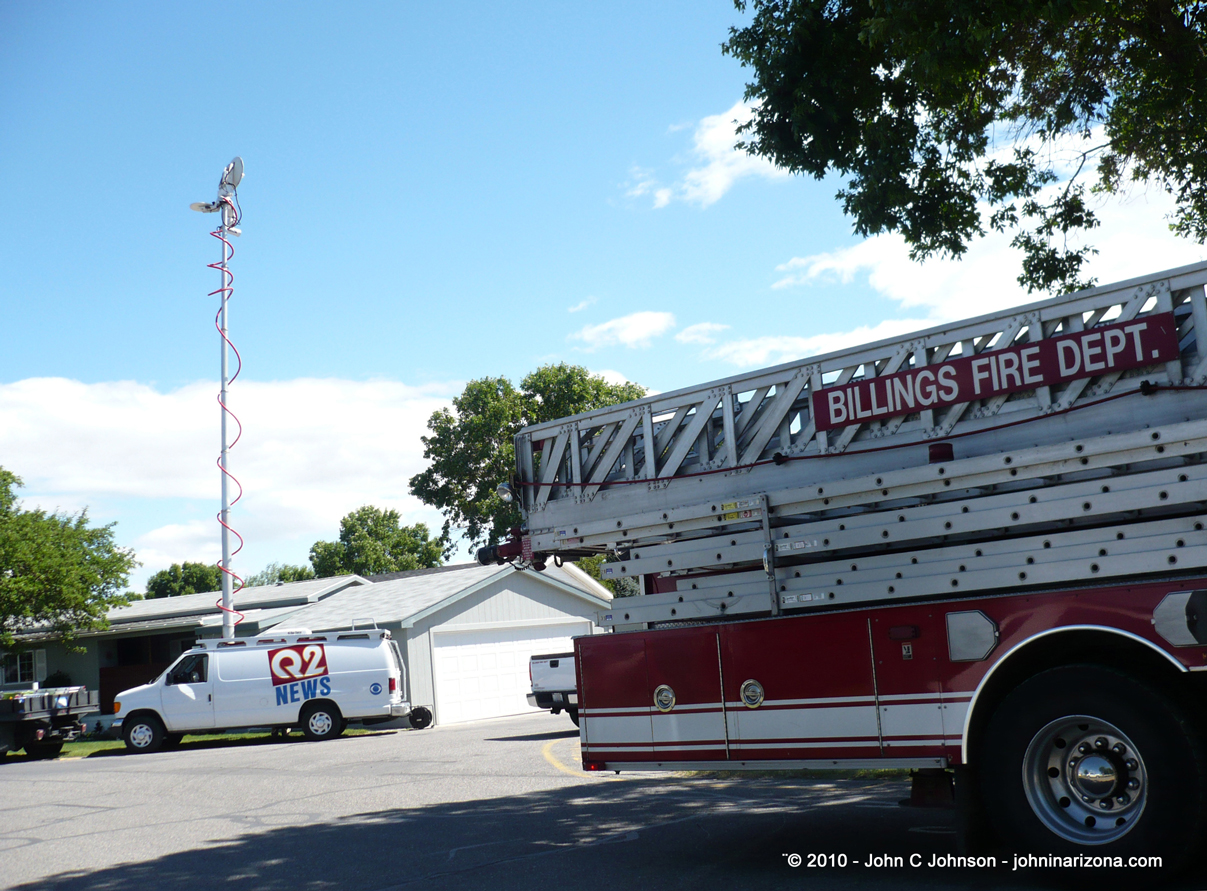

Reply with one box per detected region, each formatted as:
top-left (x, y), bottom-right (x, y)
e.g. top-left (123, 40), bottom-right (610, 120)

top-left (0, 377), bottom-right (458, 585)
top-left (705, 319), bottom-right (932, 369)
top-left (675, 322), bottom-right (730, 345)
top-left (704, 159), bottom-right (1207, 369)
top-left (640, 101), bottom-right (788, 209)
top-left (770, 187), bottom-right (1206, 324)
top-left (590, 369), bottom-right (635, 387)
top-left (568, 311), bottom-right (676, 350)
top-left (568, 297), bottom-right (596, 313)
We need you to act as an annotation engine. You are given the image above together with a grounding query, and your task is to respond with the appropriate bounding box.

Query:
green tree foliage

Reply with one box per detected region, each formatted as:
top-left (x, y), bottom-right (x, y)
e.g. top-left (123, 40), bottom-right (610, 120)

top-left (0, 467), bottom-right (138, 649)
top-left (410, 364), bottom-right (646, 549)
top-left (724, 0), bottom-right (1207, 294)
top-left (144, 562), bottom-right (223, 599)
top-left (574, 555), bottom-right (640, 598)
top-left (244, 562), bottom-right (316, 587)
top-left (309, 507), bottom-right (443, 577)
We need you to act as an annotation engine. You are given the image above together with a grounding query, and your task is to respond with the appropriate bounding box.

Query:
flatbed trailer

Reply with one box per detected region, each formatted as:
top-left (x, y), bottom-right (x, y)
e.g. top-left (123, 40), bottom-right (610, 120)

top-left (0, 687), bottom-right (99, 759)
top-left (483, 261), bottom-right (1207, 868)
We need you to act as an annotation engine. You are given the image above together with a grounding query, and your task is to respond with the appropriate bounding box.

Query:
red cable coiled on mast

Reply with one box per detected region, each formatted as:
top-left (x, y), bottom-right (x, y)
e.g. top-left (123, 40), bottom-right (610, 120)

top-left (208, 199), bottom-right (245, 627)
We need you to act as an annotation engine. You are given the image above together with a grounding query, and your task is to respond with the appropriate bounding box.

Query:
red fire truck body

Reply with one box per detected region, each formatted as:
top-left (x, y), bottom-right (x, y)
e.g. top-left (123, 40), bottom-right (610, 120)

top-left (577, 579), bottom-right (1203, 769)
top-left (483, 262), bottom-right (1207, 859)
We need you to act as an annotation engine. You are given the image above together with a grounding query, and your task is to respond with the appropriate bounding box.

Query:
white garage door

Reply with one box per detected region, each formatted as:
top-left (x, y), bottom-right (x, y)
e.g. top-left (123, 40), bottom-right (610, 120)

top-left (432, 622), bottom-right (589, 725)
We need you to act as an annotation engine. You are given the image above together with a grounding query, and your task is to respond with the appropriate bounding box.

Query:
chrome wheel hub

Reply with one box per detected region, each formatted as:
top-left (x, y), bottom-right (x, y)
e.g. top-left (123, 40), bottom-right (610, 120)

top-left (129, 724), bottom-right (154, 749)
top-left (308, 712), bottom-right (333, 735)
top-left (1021, 715), bottom-right (1146, 844)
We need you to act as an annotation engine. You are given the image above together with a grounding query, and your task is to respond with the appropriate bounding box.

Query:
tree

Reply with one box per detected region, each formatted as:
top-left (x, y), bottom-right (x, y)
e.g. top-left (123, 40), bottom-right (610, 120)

top-left (724, 0), bottom-right (1207, 294)
top-left (309, 507), bottom-right (443, 577)
top-left (575, 554), bottom-right (640, 598)
top-left (244, 562), bottom-right (316, 587)
top-left (144, 562), bottom-right (223, 599)
top-left (409, 364), bottom-right (646, 549)
top-left (0, 467), bottom-right (138, 649)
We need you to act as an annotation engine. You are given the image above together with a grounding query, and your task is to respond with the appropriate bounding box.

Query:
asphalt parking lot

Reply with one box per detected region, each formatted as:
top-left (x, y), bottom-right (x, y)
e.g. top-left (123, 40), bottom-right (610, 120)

top-left (1, 711), bottom-right (1201, 891)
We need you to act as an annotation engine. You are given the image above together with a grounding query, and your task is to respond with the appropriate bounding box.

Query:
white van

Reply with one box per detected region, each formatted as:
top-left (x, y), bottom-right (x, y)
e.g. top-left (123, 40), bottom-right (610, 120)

top-left (112, 629), bottom-right (433, 753)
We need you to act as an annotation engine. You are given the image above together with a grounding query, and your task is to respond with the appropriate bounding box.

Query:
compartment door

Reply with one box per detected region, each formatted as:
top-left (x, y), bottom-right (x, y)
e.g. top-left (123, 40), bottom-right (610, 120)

top-left (722, 613), bottom-right (880, 761)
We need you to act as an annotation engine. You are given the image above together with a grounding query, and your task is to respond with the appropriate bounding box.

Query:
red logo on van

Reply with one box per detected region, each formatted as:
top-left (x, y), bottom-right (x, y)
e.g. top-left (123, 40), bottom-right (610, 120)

top-left (268, 644), bottom-right (329, 686)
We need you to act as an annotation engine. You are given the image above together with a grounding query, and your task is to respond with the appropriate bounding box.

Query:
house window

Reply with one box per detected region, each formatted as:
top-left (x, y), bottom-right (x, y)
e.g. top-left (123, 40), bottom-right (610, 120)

top-left (2, 652), bottom-right (35, 684)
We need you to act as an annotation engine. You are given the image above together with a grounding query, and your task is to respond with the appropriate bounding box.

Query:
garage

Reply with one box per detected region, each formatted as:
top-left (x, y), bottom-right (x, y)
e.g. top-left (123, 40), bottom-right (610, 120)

top-left (267, 560), bottom-right (612, 727)
top-left (431, 621), bottom-right (589, 724)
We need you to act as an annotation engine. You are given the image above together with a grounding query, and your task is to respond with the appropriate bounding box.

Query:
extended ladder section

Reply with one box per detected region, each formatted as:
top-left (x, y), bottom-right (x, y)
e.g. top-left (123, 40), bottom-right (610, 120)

top-left (514, 262), bottom-right (1207, 627)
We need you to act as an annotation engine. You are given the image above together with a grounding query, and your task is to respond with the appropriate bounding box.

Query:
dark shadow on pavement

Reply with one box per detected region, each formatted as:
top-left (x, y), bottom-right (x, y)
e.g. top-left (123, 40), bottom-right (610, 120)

top-left (486, 730), bottom-right (580, 742)
top-left (18, 775), bottom-right (1202, 891)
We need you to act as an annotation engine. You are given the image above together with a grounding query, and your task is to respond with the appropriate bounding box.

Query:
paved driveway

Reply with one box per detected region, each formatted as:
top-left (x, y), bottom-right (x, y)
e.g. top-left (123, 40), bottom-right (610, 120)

top-left (0, 712), bottom-right (1196, 890)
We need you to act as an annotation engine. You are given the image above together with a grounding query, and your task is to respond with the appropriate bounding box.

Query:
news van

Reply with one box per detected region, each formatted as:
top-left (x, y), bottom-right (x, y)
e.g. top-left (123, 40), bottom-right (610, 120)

top-left (112, 629), bottom-right (432, 753)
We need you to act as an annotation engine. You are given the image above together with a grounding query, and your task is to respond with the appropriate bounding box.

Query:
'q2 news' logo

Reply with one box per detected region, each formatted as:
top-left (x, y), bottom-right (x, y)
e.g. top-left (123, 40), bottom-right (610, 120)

top-left (268, 644), bottom-right (331, 706)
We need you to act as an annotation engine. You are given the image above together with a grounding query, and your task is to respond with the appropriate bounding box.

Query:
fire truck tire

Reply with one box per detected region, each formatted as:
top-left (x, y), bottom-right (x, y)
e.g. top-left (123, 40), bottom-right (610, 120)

top-left (979, 665), bottom-right (1207, 870)
top-left (299, 701), bottom-right (343, 741)
top-left (567, 707), bottom-right (580, 728)
top-left (24, 740), bottom-right (63, 759)
top-left (123, 714), bottom-right (166, 754)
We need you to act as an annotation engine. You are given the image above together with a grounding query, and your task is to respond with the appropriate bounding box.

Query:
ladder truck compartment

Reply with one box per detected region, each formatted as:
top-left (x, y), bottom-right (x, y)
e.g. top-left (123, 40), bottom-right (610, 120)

top-left (486, 262), bottom-right (1207, 864)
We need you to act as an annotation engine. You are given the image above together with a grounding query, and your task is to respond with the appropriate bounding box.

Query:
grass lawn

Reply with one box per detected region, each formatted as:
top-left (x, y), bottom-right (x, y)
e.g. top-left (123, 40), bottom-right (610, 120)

top-left (2, 727), bottom-right (396, 762)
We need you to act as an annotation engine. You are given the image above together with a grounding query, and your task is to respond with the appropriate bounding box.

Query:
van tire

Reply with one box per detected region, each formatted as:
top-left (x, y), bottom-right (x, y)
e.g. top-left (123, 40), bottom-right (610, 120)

top-left (163, 733), bottom-right (184, 748)
top-left (299, 702), bottom-right (343, 741)
top-left (123, 714), bottom-right (166, 754)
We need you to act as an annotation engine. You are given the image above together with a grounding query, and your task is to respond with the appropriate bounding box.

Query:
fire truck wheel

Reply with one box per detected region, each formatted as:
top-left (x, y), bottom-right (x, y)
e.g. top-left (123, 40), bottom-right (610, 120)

top-left (567, 708), bottom-right (580, 728)
top-left (299, 702), bottom-right (343, 741)
top-left (979, 665), bottom-right (1207, 869)
top-left (123, 714), bottom-right (166, 754)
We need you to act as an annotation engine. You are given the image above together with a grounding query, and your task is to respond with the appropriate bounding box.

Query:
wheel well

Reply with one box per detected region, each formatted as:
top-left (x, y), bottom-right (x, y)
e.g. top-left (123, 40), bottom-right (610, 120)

top-left (965, 629), bottom-right (1198, 764)
top-left (122, 709), bottom-right (163, 730)
top-left (299, 699), bottom-right (341, 718)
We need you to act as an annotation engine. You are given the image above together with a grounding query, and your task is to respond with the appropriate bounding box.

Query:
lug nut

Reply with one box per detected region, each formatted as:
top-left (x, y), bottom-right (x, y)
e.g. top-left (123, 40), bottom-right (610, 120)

top-left (1127, 778), bottom-right (1140, 790)
top-left (1112, 742), bottom-right (1126, 755)
top-left (1095, 737), bottom-right (1108, 749)
top-left (1078, 743), bottom-right (1092, 754)
top-left (1099, 799), bottom-right (1113, 809)
top-left (1116, 794), bottom-right (1131, 805)
top-left (1125, 759), bottom-right (1138, 771)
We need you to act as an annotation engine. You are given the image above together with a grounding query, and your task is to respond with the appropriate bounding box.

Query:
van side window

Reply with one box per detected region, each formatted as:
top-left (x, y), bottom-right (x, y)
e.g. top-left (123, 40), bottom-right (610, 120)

top-left (168, 654), bottom-right (208, 686)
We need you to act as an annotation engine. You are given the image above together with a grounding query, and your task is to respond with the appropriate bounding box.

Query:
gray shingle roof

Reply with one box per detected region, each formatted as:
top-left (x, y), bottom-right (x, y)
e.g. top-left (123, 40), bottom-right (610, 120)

top-left (269, 561), bottom-right (610, 632)
top-left (103, 576), bottom-right (369, 626)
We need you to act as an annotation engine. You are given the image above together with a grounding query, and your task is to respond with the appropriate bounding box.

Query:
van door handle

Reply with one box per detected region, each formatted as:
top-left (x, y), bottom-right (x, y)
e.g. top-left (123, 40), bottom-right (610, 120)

top-left (208, 694), bottom-right (212, 702)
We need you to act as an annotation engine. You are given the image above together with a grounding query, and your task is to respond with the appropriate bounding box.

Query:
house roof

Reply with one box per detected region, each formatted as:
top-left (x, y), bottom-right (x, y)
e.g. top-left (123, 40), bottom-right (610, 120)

top-left (91, 575), bottom-right (371, 635)
top-left (268, 561), bottom-right (611, 633)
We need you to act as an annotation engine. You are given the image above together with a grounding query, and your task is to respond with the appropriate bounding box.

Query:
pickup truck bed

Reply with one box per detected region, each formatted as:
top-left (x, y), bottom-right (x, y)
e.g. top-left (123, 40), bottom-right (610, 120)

top-left (528, 652), bottom-right (578, 726)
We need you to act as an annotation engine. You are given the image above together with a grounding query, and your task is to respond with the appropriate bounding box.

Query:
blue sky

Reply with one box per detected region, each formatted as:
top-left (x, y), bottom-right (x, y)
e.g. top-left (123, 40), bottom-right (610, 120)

top-left (3, 3), bottom-right (1203, 590)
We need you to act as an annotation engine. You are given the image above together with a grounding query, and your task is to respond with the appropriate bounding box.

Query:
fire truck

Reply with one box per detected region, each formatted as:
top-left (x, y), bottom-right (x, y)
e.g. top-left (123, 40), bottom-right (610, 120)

top-left (479, 261), bottom-right (1207, 864)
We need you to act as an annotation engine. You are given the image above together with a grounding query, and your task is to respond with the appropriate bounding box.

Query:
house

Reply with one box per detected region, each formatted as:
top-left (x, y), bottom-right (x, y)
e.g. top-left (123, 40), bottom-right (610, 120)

top-left (275, 561), bottom-right (611, 725)
top-left (6, 562), bottom-right (612, 726)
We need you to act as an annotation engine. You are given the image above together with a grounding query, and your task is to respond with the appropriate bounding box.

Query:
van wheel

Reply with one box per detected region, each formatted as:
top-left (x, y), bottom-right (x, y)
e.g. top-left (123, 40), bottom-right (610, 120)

top-left (163, 733), bottom-right (184, 749)
top-left (300, 702), bottom-right (343, 741)
top-left (123, 715), bottom-right (166, 754)
top-left (408, 706), bottom-right (433, 730)
top-left (567, 708), bottom-right (580, 728)
top-left (979, 665), bottom-right (1207, 872)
